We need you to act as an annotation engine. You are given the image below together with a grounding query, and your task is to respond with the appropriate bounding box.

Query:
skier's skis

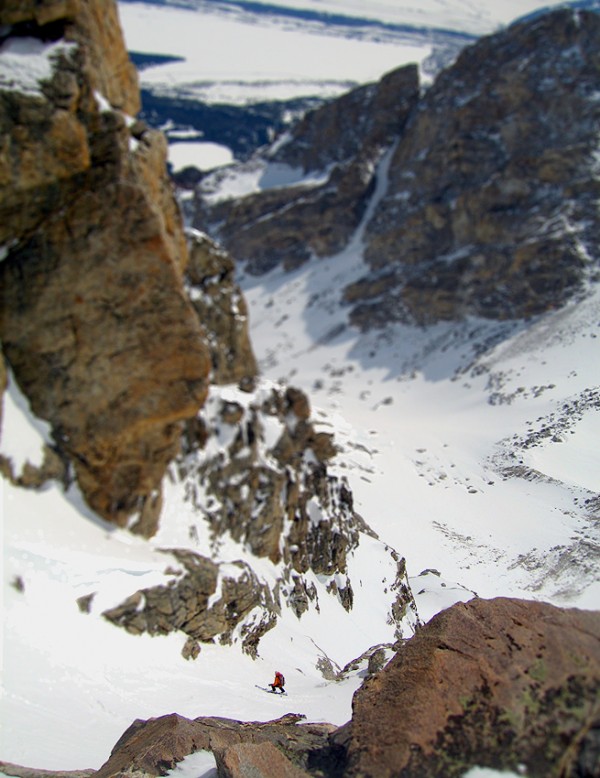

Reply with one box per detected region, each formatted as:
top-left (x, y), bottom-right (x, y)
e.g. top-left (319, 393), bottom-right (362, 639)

top-left (255, 684), bottom-right (287, 696)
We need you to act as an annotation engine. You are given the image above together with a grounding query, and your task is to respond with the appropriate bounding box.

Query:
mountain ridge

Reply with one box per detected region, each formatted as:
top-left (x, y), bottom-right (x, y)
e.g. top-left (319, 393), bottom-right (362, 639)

top-left (195, 6), bottom-right (600, 328)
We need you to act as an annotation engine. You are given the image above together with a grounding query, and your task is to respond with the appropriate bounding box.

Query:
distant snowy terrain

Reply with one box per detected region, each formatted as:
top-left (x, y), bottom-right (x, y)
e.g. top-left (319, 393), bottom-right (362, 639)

top-left (116, 0), bottom-right (574, 166)
top-left (117, 0), bottom-right (437, 110)
top-left (1, 1), bottom-right (598, 773)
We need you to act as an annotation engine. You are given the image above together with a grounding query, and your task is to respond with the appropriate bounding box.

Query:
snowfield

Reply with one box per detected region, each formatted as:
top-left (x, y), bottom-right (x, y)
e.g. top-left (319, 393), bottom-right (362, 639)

top-left (117, 1), bottom-right (434, 106)
top-left (1, 0), bottom-right (598, 773)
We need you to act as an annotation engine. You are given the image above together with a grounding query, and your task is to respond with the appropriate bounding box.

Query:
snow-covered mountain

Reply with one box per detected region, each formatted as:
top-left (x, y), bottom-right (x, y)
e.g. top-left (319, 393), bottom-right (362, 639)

top-left (116, 0), bottom-right (579, 165)
top-left (1, 1), bottom-right (599, 774)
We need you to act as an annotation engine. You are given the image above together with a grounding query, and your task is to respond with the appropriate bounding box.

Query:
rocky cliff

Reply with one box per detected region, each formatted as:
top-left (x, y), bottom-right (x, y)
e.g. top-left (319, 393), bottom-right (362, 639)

top-left (195, 8), bottom-right (600, 326)
top-left (195, 64), bottom-right (420, 275)
top-left (353, 8), bottom-right (600, 326)
top-left (99, 379), bottom-right (418, 656)
top-left (184, 230), bottom-right (258, 386)
top-left (0, 0), bottom-right (210, 530)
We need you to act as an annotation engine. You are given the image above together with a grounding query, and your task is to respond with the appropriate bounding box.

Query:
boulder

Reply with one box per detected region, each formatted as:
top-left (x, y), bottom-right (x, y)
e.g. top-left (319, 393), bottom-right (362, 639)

top-left (216, 742), bottom-right (312, 778)
top-left (343, 597), bottom-right (600, 777)
top-left (94, 712), bottom-right (337, 778)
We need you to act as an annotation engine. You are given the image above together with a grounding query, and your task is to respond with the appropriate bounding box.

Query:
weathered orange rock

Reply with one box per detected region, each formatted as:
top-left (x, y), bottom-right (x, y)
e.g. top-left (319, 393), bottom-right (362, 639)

top-left (344, 597), bottom-right (600, 777)
top-left (0, 0), bottom-right (210, 533)
top-left (218, 742), bottom-right (312, 778)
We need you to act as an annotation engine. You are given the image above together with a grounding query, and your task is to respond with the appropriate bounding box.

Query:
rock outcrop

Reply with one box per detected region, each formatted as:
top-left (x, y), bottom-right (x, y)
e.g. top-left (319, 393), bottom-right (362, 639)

top-left (194, 8), bottom-right (600, 326)
top-left (102, 549), bottom-right (277, 657)
top-left (343, 597), bottom-right (600, 777)
top-left (185, 230), bottom-right (257, 386)
top-left (0, 0), bottom-right (210, 531)
top-left (195, 64), bottom-right (419, 274)
top-left (351, 8), bottom-right (600, 326)
top-left (100, 382), bottom-right (418, 653)
top-left (178, 382), bottom-right (403, 621)
top-left (92, 712), bottom-right (337, 778)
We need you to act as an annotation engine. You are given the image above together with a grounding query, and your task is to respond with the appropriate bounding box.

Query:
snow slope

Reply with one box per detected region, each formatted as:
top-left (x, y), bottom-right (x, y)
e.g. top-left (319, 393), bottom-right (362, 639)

top-left (1, 1), bottom-right (598, 772)
top-left (238, 249), bottom-right (600, 612)
top-left (2, 366), bottom-right (420, 769)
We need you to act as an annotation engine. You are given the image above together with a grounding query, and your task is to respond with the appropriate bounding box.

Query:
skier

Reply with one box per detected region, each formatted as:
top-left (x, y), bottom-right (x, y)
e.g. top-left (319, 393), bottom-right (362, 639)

top-left (270, 671), bottom-right (286, 694)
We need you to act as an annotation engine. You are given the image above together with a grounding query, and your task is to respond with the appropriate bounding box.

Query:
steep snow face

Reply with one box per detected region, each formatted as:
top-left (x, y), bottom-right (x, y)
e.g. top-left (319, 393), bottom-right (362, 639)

top-left (239, 249), bottom-right (600, 610)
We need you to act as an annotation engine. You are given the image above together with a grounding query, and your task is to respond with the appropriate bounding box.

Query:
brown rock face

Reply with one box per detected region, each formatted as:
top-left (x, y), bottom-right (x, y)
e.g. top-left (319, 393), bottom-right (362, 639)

top-left (218, 742), bottom-right (312, 778)
top-left (0, 0), bottom-right (210, 531)
top-left (351, 9), bottom-right (600, 326)
top-left (344, 597), bottom-right (600, 777)
top-left (270, 65), bottom-right (420, 175)
top-left (94, 712), bottom-right (337, 778)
